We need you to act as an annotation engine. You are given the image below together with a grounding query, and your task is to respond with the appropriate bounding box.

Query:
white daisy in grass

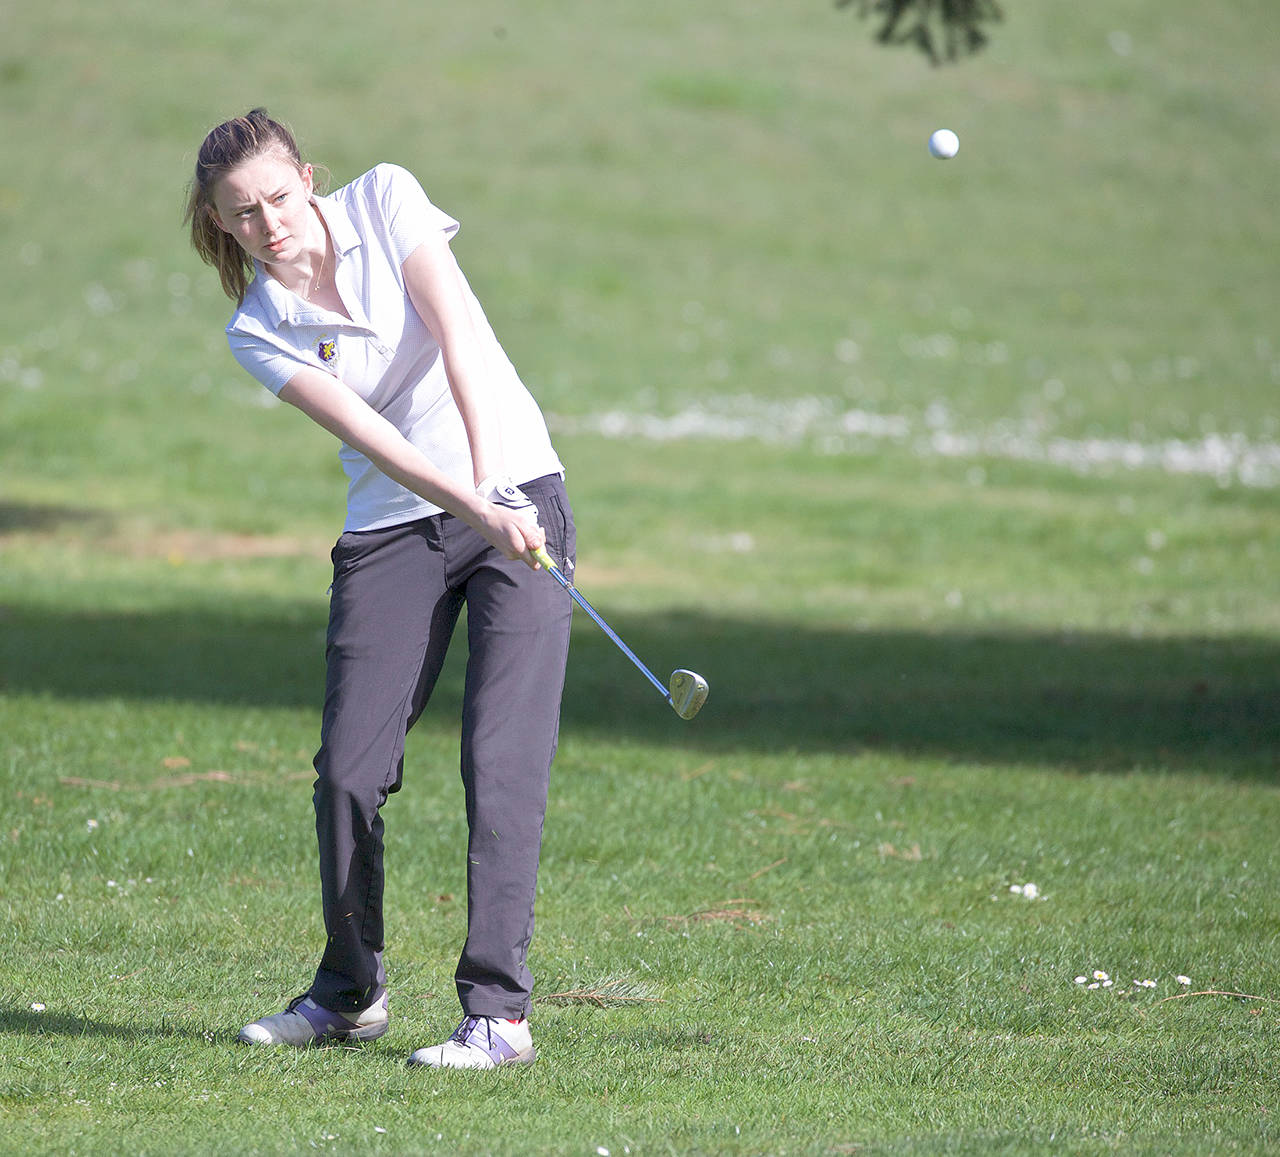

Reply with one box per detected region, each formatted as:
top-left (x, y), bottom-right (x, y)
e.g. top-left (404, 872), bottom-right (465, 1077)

top-left (1075, 970), bottom-right (1184, 995)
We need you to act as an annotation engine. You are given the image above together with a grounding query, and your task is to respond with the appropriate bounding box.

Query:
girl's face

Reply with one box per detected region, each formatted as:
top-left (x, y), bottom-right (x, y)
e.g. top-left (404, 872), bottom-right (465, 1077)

top-left (210, 152), bottom-right (316, 267)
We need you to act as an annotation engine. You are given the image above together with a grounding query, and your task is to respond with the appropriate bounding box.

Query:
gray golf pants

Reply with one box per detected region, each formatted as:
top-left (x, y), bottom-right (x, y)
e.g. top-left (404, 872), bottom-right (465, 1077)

top-left (307, 474), bottom-right (574, 1020)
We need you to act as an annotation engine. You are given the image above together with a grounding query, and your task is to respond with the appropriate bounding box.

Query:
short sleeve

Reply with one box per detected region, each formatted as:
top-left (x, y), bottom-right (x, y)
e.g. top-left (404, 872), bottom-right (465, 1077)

top-left (372, 164), bottom-right (460, 265)
top-left (227, 330), bottom-right (313, 396)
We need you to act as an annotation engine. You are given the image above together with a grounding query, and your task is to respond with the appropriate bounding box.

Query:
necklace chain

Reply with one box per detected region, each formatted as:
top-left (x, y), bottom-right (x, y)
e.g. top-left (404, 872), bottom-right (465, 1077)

top-left (304, 242), bottom-right (326, 301)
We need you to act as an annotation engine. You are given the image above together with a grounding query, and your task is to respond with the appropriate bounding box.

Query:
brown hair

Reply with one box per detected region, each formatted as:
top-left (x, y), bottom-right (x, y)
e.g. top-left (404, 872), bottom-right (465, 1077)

top-left (184, 108), bottom-right (309, 305)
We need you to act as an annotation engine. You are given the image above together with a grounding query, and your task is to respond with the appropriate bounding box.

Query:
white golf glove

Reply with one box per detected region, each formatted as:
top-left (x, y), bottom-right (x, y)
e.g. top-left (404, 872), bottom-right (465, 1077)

top-left (476, 474), bottom-right (538, 519)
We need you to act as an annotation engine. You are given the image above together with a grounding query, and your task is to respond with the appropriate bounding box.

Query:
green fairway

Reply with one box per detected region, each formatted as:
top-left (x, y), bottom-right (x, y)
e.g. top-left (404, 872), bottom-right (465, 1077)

top-left (2, 1), bottom-right (1278, 1153)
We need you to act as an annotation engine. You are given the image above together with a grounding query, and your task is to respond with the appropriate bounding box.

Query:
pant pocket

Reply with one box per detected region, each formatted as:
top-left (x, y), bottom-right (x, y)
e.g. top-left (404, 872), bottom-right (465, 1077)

top-left (528, 478), bottom-right (576, 568)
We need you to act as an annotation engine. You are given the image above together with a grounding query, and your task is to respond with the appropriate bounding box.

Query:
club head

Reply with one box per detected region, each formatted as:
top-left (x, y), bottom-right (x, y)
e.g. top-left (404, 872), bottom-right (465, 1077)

top-left (668, 669), bottom-right (709, 720)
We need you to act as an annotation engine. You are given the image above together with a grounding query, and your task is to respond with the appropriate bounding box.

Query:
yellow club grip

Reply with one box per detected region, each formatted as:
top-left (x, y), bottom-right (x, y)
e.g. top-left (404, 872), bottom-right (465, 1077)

top-left (531, 545), bottom-right (557, 572)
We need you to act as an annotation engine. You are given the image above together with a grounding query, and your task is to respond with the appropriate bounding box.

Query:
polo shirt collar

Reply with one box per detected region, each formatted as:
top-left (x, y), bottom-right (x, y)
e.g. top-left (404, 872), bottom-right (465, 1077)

top-left (313, 190), bottom-right (361, 260)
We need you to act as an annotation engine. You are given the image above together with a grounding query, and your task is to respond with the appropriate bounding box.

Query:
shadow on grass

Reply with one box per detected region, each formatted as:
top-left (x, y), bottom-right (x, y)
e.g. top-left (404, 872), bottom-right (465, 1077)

top-left (0, 1006), bottom-right (211, 1042)
top-left (0, 502), bottom-right (107, 535)
top-left (1, 601), bottom-right (1276, 779)
top-left (575, 611), bottom-right (1280, 781)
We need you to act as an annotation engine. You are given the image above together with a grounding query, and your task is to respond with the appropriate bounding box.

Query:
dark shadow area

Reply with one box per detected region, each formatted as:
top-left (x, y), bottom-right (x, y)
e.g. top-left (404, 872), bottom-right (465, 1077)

top-left (3, 599), bottom-right (1277, 780)
top-left (0, 501), bottom-right (108, 534)
top-left (0, 1006), bottom-right (211, 1042)
top-left (0, 603), bottom-right (330, 709)
top-left (562, 612), bottom-right (1279, 781)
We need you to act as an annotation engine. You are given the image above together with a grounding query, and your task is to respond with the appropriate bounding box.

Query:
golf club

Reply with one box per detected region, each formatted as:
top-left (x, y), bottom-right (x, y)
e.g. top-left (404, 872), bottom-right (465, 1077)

top-left (531, 545), bottom-right (709, 720)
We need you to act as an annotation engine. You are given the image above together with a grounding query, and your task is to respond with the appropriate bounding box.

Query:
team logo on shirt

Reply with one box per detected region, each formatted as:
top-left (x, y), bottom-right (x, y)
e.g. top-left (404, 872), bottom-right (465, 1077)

top-left (317, 339), bottom-right (337, 365)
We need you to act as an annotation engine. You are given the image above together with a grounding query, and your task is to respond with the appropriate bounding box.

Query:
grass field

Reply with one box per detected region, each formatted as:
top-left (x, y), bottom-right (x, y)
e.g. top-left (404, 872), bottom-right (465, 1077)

top-left (2, 0), bottom-right (1279, 1153)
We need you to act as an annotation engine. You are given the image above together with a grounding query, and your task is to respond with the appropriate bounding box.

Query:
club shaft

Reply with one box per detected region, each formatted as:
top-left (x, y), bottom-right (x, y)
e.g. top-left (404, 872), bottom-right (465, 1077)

top-left (534, 550), bottom-right (671, 701)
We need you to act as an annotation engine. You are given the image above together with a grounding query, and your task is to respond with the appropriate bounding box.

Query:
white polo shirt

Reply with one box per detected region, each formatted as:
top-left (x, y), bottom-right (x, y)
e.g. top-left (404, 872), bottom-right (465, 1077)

top-left (226, 164), bottom-right (563, 532)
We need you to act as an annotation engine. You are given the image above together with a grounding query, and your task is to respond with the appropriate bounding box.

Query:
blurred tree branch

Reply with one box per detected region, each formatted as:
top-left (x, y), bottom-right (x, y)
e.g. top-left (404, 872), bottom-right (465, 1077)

top-left (837, 0), bottom-right (1004, 64)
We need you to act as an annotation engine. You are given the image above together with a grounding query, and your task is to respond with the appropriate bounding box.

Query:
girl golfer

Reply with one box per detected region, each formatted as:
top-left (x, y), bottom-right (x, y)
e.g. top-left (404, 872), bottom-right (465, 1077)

top-left (185, 109), bottom-right (573, 1068)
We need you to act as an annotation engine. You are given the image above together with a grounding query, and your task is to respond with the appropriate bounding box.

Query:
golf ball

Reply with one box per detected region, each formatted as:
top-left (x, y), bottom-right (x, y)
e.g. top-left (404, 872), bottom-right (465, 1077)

top-left (928, 128), bottom-right (959, 159)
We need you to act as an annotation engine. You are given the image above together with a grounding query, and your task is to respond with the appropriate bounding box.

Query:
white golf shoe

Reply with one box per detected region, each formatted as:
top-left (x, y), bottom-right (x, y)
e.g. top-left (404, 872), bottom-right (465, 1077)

top-left (238, 992), bottom-right (389, 1046)
top-left (407, 1015), bottom-right (536, 1069)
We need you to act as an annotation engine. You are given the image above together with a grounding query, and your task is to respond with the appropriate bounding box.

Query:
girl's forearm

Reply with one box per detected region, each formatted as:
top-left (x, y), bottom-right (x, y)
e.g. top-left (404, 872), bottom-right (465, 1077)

top-left (278, 366), bottom-right (485, 524)
top-left (401, 235), bottom-right (507, 486)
